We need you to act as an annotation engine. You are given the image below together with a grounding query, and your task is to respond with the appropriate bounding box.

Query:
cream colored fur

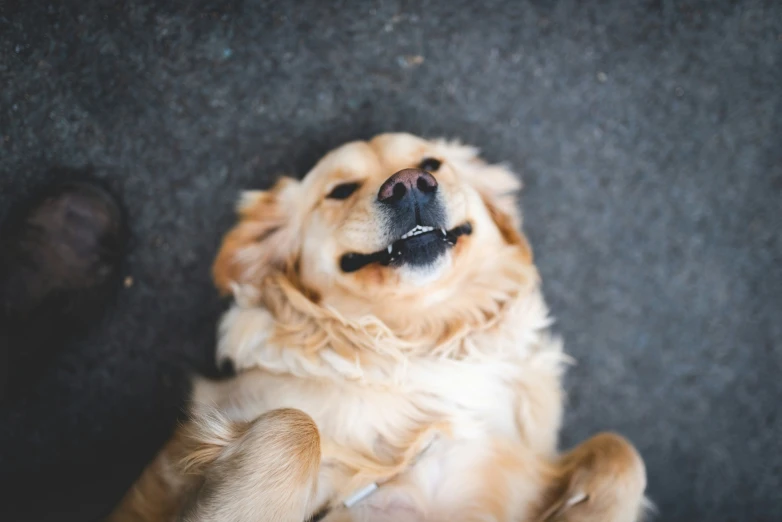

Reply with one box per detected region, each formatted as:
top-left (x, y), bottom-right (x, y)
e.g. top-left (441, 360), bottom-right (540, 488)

top-left (110, 133), bottom-right (648, 522)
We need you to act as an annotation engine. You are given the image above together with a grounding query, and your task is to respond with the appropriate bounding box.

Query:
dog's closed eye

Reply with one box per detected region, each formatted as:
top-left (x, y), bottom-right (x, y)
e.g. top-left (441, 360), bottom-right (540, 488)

top-left (326, 182), bottom-right (361, 200)
top-left (418, 158), bottom-right (442, 173)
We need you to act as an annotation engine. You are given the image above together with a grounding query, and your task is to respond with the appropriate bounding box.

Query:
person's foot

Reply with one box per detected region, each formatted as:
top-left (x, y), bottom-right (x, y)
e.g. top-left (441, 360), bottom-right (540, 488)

top-left (0, 179), bottom-right (127, 399)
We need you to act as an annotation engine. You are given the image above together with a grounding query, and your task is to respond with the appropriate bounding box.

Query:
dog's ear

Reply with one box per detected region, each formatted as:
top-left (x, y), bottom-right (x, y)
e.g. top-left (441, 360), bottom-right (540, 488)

top-left (435, 139), bottom-right (532, 262)
top-left (481, 193), bottom-right (533, 264)
top-left (434, 139), bottom-right (522, 224)
top-left (212, 177), bottom-right (301, 296)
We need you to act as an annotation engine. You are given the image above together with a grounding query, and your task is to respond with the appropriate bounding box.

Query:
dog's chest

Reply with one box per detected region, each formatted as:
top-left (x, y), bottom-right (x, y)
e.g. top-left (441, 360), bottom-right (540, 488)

top-left (323, 437), bottom-right (503, 522)
top-left (318, 414), bottom-right (541, 522)
top-left (212, 323), bottom-right (562, 520)
top-left (314, 357), bottom-right (523, 446)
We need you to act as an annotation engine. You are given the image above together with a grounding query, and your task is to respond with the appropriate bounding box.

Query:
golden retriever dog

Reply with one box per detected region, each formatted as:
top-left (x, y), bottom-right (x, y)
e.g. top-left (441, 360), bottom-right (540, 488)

top-left (111, 133), bottom-right (648, 522)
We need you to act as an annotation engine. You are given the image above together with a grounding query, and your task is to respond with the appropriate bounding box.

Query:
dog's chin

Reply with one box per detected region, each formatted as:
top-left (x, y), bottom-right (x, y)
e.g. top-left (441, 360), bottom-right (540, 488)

top-left (390, 229), bottom-right (450, 269)
top-left (397, 250), bottom-right (452, 287)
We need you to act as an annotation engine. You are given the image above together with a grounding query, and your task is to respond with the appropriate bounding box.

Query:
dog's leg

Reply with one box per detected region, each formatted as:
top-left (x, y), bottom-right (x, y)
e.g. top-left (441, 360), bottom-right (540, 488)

top-left (179, 407), bottom-right (322, 522)
top-left (107, 427), bottom-right (196, 522)
top-left (536, 433), bottom-right (648, 522)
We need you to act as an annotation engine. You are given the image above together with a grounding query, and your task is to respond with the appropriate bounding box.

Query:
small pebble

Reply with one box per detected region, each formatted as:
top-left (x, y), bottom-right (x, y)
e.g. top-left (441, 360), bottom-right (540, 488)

top-left (398, 55), bottom-right (425, 68)
top-left (596, 71), bottom-right (608, 83)
top-left (124, 276), bottom-right (134, 288)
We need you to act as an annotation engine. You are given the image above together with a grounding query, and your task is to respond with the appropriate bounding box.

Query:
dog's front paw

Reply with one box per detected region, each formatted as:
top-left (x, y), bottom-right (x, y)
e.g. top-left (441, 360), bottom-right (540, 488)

top-left (539, 433), bottom-right (648, 522)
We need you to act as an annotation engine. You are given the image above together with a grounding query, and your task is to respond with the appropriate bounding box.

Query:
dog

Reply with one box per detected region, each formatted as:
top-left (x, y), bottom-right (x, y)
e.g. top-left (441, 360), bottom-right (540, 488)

top-left (110, 133), bottom-right (648, 522)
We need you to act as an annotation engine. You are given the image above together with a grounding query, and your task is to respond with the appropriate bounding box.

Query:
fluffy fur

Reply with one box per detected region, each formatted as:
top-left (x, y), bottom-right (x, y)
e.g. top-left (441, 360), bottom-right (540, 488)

top-left (110, 133), bottom-right (648, 522)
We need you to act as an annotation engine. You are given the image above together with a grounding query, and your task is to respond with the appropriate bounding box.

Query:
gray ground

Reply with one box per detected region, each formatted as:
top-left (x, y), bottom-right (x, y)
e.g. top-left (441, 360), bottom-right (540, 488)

top-left (1, 1), bottom-right (780, 520)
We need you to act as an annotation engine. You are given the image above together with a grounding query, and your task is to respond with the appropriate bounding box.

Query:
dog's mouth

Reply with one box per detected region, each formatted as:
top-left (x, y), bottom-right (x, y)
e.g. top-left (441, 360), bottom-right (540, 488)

top-left (340, 222), bottom-right (473, 273)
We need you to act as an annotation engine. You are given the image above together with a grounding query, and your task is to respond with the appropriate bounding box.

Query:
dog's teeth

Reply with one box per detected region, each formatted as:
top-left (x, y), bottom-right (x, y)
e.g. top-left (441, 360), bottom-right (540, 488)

top-left (441, 228), bottom-right (447, 236)
top-left (400, 225), bottom-right (438, 241)
top-left (387, 245), bottom-right (393, 254)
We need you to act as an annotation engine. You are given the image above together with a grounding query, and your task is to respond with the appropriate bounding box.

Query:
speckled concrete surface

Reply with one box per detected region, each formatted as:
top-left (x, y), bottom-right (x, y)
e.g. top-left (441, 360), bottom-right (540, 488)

top-left (1, 1), bottom-right (780, 520)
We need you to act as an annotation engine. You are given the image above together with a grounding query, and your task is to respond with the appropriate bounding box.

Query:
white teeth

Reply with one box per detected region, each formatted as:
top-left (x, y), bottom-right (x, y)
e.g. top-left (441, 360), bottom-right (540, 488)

top-left (400, 225), bottom-right (435, 240)
top-left (440, 228), bottom-right (447, 236)
top-left (387, 245), bottom-right (393, 254)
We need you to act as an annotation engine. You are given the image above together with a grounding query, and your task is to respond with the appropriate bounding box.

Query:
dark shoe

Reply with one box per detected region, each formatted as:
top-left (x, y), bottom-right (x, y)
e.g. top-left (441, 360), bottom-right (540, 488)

top-left (0, 180), bottom-right (127, 399)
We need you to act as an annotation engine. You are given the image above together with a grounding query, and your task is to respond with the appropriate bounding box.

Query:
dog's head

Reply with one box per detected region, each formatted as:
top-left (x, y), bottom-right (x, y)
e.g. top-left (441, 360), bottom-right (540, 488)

top-left (213, 133), bottom-right (533, 333)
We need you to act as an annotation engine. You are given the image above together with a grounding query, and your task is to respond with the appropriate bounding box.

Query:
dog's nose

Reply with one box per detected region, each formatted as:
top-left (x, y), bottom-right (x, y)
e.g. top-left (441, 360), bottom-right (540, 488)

top-left (377, 168), bottom-right (438, 206)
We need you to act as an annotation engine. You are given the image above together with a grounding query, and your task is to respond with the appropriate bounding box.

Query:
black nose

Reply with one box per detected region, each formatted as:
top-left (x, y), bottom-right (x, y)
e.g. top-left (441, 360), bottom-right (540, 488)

top-left (377, 168), bottom-right (438, 206)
